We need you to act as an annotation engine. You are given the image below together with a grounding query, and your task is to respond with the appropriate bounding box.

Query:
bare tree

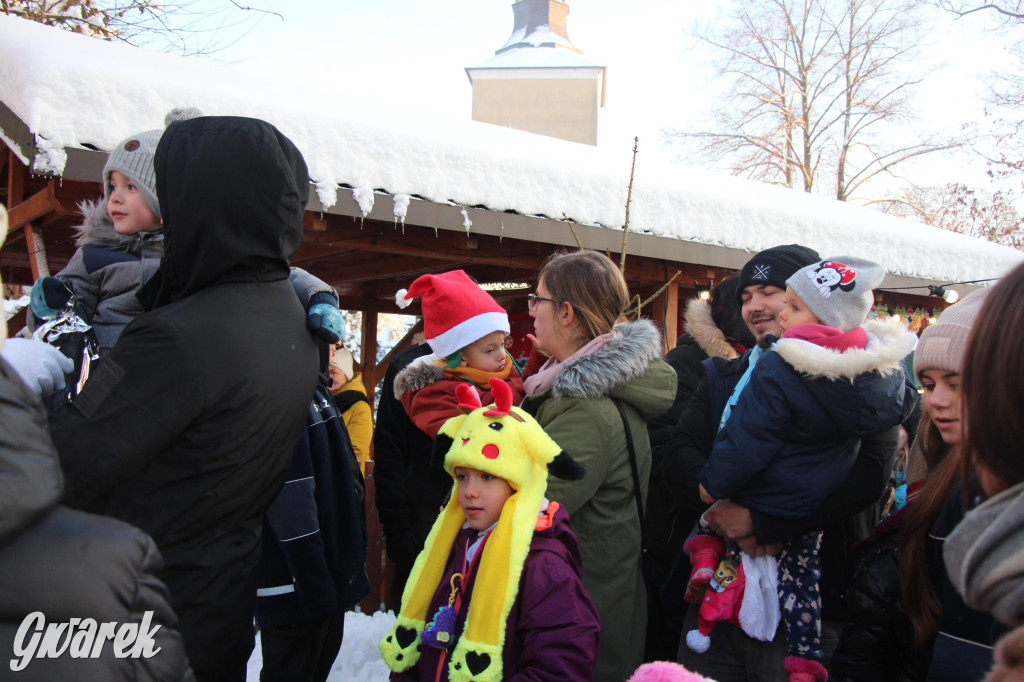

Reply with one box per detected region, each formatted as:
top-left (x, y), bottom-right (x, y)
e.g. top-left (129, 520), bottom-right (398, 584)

top-left (1, 0), bottom-right (281, 57)
top-left (931, 2), bottom-right (1024, 183)
top-left (936, 1), bottom-right (1024, 19)
top-left (668, 0), bottom-right (963, 201)
top-left (877, 182), bottom-right (1024, 249)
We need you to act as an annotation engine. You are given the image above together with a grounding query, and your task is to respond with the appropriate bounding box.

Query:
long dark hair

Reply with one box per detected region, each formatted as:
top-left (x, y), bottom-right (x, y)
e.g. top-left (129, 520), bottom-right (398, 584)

top-left (963, 262), bottom-right (1024, 490)
top-left (899, 414), bottom-right (960, 643)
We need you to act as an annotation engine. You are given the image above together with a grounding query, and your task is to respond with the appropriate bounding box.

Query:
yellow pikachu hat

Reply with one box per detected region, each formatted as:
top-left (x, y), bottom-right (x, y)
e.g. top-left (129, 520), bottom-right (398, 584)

top-left (380, 377), bottom-right (584, 681)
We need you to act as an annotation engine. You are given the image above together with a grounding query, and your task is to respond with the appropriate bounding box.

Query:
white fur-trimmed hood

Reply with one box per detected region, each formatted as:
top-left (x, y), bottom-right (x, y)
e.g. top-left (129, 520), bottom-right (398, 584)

top-left (772, 316), bottom-right (918, 381)
top-left (393, 354), bottom-right (444, 399)
top-left (683, 298), bottom-right (740, 361)
top-left (551, 318), bottom-right (663, 399)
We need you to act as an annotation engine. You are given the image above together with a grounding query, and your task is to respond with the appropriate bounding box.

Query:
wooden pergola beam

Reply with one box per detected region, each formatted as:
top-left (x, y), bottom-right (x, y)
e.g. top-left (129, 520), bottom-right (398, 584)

top-left (7, 181), bottom-right (76, 232)
top-left (327, 254), bottom-right (469, 284)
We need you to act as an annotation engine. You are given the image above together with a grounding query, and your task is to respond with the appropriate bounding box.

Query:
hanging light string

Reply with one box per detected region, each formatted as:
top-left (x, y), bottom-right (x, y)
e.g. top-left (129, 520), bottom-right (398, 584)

top-left (876, 277), bottom-right (999, 294)
top-left (869, 277), bottom-right (1001, 329)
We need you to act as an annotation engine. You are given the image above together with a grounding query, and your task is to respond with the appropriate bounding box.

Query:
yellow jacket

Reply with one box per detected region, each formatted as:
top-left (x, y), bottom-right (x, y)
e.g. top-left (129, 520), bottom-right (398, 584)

top-left (338, 373), bottom-right (373, 474)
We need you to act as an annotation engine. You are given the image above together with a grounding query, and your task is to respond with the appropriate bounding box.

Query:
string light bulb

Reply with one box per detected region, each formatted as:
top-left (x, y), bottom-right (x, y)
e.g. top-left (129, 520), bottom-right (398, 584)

top-left (927, 285), bottom-right (959, 304)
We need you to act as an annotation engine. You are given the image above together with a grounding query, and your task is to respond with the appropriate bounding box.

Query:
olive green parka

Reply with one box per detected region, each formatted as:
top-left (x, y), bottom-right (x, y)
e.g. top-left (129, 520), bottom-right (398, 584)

top-left (522, 319), bottom-right (676, 682)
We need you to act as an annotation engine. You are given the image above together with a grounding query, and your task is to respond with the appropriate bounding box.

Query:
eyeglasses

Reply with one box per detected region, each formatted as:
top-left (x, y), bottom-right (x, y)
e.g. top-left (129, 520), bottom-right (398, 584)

top-left (527, 294), bottom-right (557, 311)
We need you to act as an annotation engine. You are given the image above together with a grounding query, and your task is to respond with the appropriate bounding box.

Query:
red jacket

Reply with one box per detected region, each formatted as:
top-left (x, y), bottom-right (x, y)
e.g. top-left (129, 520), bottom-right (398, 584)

top-left (394, 355), bottom-right (525, 438)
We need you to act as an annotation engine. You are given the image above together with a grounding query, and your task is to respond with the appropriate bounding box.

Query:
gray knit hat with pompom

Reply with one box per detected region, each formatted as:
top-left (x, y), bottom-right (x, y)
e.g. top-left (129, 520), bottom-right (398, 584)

top-left (101, 107), bottom-right (203, 221)
top-left (103, 128), bottom-right (163, 220)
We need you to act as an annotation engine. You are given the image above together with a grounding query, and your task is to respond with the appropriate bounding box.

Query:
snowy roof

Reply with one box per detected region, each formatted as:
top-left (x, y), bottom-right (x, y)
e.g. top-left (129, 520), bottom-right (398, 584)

top-left (1, 13), bottom-right (1020, 289)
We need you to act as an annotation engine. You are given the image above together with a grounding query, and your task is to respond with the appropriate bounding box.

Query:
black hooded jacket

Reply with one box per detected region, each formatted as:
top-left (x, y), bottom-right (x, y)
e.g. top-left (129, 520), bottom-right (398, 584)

top-left (49, 117), bottom-right (319, 682)
top-left (0, 357), bottom-right (195, 682)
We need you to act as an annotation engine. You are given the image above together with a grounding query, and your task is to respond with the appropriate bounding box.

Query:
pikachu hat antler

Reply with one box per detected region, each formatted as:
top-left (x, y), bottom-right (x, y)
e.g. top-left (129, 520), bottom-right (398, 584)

top-left (380, 378), bottom-right (583, 681)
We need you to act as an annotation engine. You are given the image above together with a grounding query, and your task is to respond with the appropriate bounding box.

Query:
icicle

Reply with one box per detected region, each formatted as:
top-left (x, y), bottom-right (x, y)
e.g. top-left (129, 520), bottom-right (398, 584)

top-left (461, 209), bottom-right (472, 236)
top-left (314, 180), bottom-right (338, 211)
top-left (499, 219), bottom-right (504, 243)
top-left (353, 186), bottom-right (374, 228)
top-left (393, 194), bottom-right (411, 234)
top-left (32, 136), bottom-right (68, 176)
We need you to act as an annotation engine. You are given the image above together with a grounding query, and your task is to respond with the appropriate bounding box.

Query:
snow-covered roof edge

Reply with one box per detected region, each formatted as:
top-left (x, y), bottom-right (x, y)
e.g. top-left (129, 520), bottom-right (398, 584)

top-left (0, 13), bottom-right (1020, 286)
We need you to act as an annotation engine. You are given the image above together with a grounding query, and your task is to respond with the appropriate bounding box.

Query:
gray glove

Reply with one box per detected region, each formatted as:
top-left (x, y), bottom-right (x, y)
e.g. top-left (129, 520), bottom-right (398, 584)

top-left (1, 338), bottom-right (74, 395)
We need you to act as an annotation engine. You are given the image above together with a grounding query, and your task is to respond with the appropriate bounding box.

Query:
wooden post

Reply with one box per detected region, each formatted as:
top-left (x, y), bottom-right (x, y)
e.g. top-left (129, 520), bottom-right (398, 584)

top-left (664, 281), bottom-right (679, 352)
top-left (361, 310), bottom-right (379, 408)
top-left (4, 150), bottom-right (50, 279)
top-left (358, 459), bottom-right (389, 613)
top-left (6, 150), bottom-right (23, 211)
top-left (356, 308), bottom-right (387, 612)
top-left (23, 224), bottom-right (50, 279)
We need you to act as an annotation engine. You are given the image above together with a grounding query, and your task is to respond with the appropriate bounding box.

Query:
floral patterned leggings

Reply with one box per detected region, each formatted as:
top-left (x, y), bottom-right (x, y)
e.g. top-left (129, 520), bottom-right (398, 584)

top-left (777, 530), bottom-right (825, 662)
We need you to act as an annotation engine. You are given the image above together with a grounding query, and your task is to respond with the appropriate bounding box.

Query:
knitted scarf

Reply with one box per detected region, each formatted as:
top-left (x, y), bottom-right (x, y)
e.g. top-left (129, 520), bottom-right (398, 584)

top-left (523, 332), bottom-right (612, 396)
top-left (945, 479), bottom-right (1024, 627)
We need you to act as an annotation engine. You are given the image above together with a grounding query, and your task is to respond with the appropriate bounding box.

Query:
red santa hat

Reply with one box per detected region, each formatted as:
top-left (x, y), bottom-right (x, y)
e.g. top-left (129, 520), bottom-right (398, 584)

top-left (395, 270), bottom-right (509, 358)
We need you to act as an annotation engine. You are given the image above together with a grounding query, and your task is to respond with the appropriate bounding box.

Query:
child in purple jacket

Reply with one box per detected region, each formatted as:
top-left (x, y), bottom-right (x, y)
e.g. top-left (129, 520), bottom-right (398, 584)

top-left (380, 379), bottom-right (600, 681)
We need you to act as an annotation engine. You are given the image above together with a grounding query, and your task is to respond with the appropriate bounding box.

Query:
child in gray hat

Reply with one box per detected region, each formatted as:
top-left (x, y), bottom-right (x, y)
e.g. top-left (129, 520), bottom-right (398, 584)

top-left (683, 257), bottom-right (918, 682)
top-left (28, 110), bottom-right (346, 382)
top-left (29, 126), bottom-right (165, 357)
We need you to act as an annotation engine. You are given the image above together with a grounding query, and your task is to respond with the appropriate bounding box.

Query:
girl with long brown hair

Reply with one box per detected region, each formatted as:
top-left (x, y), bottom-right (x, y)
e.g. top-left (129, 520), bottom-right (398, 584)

top-left (944, 261), bottom-right (1024, 681)
top-left (830, 287), bottom-right (998, 681)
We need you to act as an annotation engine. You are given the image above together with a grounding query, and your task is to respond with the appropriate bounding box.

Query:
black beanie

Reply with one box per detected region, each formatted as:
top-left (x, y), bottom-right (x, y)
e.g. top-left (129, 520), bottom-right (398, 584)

top-left (736, 244), bottom-right (820, 306)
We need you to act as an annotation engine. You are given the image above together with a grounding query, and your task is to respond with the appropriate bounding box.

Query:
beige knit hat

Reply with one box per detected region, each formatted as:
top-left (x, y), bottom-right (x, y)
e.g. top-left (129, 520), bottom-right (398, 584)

top-left (914, 287), bottom-right (991, 381)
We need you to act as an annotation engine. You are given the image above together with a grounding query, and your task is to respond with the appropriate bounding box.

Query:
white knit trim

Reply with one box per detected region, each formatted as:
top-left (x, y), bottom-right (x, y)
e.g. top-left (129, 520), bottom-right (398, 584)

top-left (427, 311), bottom-right (509, 358)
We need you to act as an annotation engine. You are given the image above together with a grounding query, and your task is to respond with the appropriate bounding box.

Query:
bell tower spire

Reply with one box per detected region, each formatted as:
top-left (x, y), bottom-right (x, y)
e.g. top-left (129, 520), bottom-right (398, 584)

top-left (465, 0), bottom-right (606, 146)
top-left (496, 0), bottom-right (581, 55)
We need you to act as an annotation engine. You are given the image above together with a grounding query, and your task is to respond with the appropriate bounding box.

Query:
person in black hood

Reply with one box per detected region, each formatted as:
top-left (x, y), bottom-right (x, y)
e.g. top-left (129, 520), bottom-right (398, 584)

top-left (49, 116), bottom-right (320, 682)
top-left (644, 272), bottom-right (754, 662)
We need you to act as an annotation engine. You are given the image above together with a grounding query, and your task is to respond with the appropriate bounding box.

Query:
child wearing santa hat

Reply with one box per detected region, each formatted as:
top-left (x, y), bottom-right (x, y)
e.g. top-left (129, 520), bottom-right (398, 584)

top-left (393, 269), bottom-right (525, 438)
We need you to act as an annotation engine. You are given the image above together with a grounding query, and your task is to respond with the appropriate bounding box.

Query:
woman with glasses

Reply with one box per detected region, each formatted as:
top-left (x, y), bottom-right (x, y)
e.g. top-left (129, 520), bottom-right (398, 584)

top-left (520, 250), bottom-right (677, 682)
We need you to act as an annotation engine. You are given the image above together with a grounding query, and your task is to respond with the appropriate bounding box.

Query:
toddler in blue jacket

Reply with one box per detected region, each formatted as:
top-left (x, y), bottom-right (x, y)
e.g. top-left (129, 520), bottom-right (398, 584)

top-left (684, 256), bottom-right (917, 682)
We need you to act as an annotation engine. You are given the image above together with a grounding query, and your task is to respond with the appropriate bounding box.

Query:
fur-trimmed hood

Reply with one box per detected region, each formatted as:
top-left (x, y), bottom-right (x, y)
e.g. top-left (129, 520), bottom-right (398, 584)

top-left (550, 318), bottom-right (675, 418)
top-left (74, 199), bottom-right (165, 251)
top-left (683, 298), bottom-right (740, 361)
top-left (755, 316), bottom-right (915, 437)
top-left (772, 316), bottom-right (917, 381)
top-left (393, 354), bottom-right (444, 399)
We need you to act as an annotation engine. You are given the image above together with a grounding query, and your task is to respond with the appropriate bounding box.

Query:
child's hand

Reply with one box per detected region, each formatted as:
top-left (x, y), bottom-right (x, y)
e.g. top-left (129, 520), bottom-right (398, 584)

top-left (699, 483), bottom-right (717, 505)
top-left (305, 294), bottom-right (345, 344)
top-left (30, 276), bottom-right (74, 320)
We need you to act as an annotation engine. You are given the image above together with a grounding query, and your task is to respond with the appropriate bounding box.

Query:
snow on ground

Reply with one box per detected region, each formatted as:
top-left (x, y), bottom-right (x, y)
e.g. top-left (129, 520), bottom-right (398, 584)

top-left (1, 13), bottom-right (1021, 285)
top-left (246, 610), bottom-right (396, 681)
